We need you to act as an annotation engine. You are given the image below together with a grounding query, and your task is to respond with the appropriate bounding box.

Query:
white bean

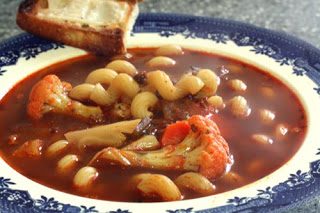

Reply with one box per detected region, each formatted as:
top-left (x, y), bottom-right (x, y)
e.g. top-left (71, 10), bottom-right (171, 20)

top-left (146, 56), bottom-right (176, 68)
top-left (73, 166), bottom-right (98, 190)
top-left (221, 172), bottom-right (245, 185)
top-left (251, 134), bottom-right (273, 145)
top-left (260, 87), bottom-right (275, 99)
top-left (46, 140), bottom-right (69, 158)
top-left (174, 172), bottom-right (216, 195)
top-left (228, 79), bottom-right (247, 92)
top-left (56, 154), bottom-right (79, 174)
top-left (106, 60), bottom-right (138, 76)
top-left (228, 96), bottom-right (251, 118)
top-left (259, 109), bottom-right (275, 124)
top-left (225, 64), bottom-right (243, 73)
top-left (207, 96), bottom-right (225, 110)
top-left (155, 44), bottom-right (184, 56)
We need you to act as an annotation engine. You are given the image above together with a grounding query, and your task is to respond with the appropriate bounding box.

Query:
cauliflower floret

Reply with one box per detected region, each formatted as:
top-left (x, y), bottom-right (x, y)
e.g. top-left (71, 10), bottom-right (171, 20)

top-left (89, 115), bottom-right (232, 180)
top-left (27, 75), bottom-right (104, 122)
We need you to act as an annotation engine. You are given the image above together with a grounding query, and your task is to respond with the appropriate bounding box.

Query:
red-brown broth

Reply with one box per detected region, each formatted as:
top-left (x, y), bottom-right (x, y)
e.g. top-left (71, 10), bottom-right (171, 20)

top-left (0, 49), bottom-right (307, 202)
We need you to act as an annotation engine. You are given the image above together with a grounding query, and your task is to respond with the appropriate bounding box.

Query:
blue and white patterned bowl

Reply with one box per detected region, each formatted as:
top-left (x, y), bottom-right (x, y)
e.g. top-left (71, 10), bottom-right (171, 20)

top-left (1, 13), bottom-right (320, 213)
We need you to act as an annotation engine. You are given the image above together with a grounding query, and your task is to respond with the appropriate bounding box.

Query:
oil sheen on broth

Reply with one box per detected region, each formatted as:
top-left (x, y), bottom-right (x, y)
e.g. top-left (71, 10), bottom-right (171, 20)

top-left (0, 47), bottom-right (307, 202)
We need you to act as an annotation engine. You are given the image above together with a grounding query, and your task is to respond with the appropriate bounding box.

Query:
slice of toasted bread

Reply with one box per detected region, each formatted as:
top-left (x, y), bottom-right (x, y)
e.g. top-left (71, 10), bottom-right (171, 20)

top-left (17, 0), bottom-right (140, 56)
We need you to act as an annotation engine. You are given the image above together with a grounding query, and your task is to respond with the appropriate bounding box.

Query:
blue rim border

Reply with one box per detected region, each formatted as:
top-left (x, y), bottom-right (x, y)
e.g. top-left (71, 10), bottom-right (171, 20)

top-left (0, 13), bottom-right (320, 213)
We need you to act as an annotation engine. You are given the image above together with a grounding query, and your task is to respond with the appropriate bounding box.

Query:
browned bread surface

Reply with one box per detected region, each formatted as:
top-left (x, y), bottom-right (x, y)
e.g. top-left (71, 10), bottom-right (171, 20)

top-left (17, 0), bottom-right (139, 56)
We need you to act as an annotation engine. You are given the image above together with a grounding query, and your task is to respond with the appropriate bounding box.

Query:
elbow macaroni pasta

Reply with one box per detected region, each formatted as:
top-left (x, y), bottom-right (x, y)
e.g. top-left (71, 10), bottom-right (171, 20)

top-left (147, 71), bottom-right (204, 101)
top-left (85, 68), bottom-right (117, 85)
top-left (106, 60), bottom-right (138, 76)
top-left (70, 68), bottom-right (140, 106)
top-left (131, 92), bottom-right (159, 118)
top-left (196, 69), bottom-right (220, 97)
top-left (69, 83), bottom-right (95, 101)
top-left (69, 57), bottom-right (220, 116)
top-left (90, 73), bottom-right (140, 106)
top-left (146, 56), bottom-right (176, 68)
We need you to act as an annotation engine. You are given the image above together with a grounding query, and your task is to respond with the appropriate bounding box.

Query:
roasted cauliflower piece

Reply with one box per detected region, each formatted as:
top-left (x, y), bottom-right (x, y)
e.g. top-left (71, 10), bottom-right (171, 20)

top-left (89, 115), bottom-right (232, 180)
top-left (27, 75), bottom-right (104, 122)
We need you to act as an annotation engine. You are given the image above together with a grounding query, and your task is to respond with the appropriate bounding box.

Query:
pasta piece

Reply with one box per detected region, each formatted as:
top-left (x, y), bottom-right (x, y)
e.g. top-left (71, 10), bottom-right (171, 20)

top-left (65, 119), bottom-right (141, 148)
top-left (147, 71), bottom-right (180, 101)
top-left (114, 74), bottom-right (140, 98)
top-left (73, 166), bottom-right (98, 190)
top-left (131, 92), bottom-right (159, 118)
top-left (174, 172), bottom-right (216, 195)
top-left (132, 173), bottom-right (182, 201)
top-left (69, 84), bottom-right (95, 101)
top-left (146, 56), bottom-right (176, 68)
top-left (106, 60), bottom-right (138, 76)
top-left (56, 154), bottom-right (79, 174)
top-left (176, 74), bottom-right (205, 95)
top-left (155, 44), bottom-right (184, 56)
top-left (147, 71), bottom-right (204, 101)
top-left (122, 135), bottom-right (160, 151)
top-left (89, 83), bottom-right (113, 106)
top-left (71, 66), bottom-right (139, 106)
top-left (85, 68), bottom-right (117, 85)
top-left (196, 69), bottom-right (220, 97)
top-left (46, 140), bottom-right (69, 158)
top-left (90, 73), bottom-right (140, 106)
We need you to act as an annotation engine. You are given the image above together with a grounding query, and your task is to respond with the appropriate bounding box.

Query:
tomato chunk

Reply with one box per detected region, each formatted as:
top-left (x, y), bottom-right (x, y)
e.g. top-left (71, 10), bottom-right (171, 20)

top-left (161, 121), bottom-right (190, 146)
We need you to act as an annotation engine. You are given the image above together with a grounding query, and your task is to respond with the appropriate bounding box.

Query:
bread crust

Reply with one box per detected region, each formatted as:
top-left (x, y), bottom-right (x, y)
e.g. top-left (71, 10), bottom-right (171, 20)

top-left (16, 0), bottom-right (138, 56)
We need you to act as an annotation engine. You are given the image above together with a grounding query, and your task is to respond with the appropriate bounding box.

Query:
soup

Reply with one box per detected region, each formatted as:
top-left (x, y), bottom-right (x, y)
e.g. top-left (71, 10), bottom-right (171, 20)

top-left (0, 45), bottom-right (307, 202)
